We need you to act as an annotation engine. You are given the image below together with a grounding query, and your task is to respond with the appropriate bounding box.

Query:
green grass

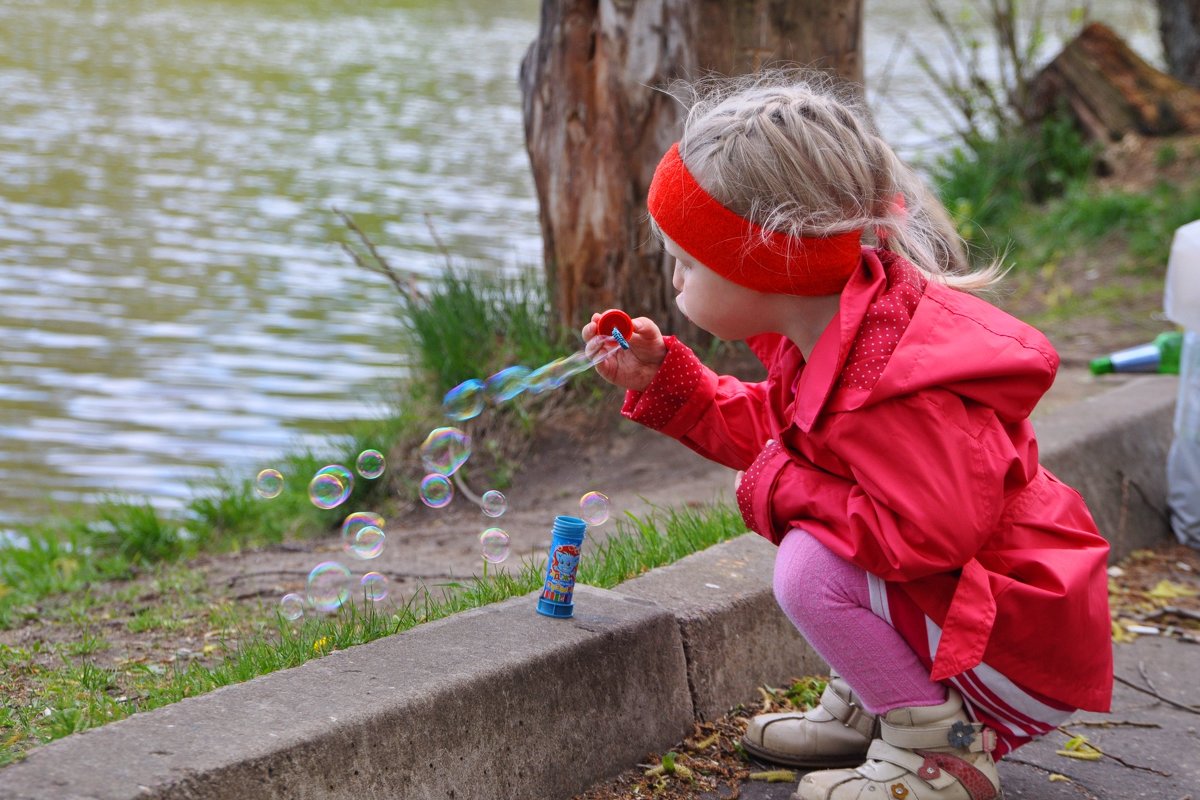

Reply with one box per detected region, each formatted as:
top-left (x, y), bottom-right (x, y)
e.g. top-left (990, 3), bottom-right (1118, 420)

top-left (929, 112), bottom-right (1098, 251)
top-left (0, 502), bottom-right (746, 765)
top-left (400, 268), bottom-right (570, 398)
top-left (932, 116), bottom-right (1200, 281)
top-left (1017, 180), bottom-right (1200, 272)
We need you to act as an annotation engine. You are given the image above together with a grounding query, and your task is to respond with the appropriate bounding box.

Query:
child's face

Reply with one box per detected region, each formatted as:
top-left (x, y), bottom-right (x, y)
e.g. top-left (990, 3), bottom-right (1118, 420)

top-left (664, 235), bottom-right (765, 341)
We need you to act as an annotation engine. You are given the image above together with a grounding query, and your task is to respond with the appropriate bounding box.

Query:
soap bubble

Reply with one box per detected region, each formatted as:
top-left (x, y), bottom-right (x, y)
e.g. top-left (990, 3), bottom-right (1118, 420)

top-left (443, 378), bottom-right (486, 421)
top-left (579, 491), bottom-right (611, 526)
top-left (553, 351), bottom-right (594, 381)
top-left (359, 572), bottom-right (389, 602)
top-left (480, 489), bottom-right (508, 518)
top-left (525, 358), bottom-right (570, 394)
top-left (479, 528), bottom-right (511, 563)
top-left (350, 525), bottom-right (385, 559)
top-left (420, 427), bottom-right (471, 476)
top-left (341, 511), bottom-right (385, 555)
top-left (419, 473), bottom-right (454, 508)
top-left (306, 562), bottom-right (352, 612)
top-left (279, 592), bottom-right (305, 621)
top-left (485, 365), bottom-right (531, 403)
top-left (255, 469), bottom-right (284, 499)
top-left (309, 472), bottom-right (349, 510)
top-left (316, 464), bottom-right (354, 493)
top-left (355, 449), bottom-right (386, 479)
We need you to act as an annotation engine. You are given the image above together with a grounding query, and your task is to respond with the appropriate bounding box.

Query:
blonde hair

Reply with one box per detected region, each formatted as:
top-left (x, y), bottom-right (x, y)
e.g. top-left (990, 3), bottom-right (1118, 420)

top-left (673, 71), bottom-right (1002, 292)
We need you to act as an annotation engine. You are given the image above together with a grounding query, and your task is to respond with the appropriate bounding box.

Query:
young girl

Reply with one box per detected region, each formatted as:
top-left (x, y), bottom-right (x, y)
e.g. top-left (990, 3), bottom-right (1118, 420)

top-left (583, 74), bottom-right (1112, 800)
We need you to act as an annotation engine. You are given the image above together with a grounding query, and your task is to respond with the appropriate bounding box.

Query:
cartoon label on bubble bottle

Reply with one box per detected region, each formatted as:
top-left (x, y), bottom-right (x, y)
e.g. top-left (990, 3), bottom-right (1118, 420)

top-left (540, 543), bottom-right (581, 604)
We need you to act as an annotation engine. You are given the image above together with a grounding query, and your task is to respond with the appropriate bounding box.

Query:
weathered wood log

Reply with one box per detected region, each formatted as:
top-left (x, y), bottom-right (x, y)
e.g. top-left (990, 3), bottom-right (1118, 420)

top-left (519, 0), bottom-right (863, 336)
top-left (1029, 21), bottom-right (1200, 141)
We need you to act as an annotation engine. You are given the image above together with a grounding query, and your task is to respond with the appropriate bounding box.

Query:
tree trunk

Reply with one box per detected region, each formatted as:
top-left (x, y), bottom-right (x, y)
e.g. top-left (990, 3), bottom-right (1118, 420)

top-left (1028, 22), bottom-right (1200, 142)
top-left (1159, 0), bottom-right (1200, 87)
top-left (519, 0), bottom-right (863, 338)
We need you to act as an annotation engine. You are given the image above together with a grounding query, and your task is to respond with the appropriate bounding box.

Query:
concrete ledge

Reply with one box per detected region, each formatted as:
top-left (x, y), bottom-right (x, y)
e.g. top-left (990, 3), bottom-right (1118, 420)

top-left (0, 587), bottom-right (693, 800)
top-left (616, 535), bottom-right (827, 721)
top-left (1036, 375), bottom-right (1176, 561)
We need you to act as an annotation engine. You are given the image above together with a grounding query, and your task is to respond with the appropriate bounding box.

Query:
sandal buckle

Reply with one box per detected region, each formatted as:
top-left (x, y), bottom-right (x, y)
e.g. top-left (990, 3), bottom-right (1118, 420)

top-left (843, 702), bottom-right (869, 736)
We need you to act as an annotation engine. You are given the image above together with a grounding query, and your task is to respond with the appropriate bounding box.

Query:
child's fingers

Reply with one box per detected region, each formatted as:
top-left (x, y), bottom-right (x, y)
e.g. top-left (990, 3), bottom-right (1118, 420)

top-left (631, 316), bottom-right (656, 333)
top-left (629, 317), bottom-right (661, 343)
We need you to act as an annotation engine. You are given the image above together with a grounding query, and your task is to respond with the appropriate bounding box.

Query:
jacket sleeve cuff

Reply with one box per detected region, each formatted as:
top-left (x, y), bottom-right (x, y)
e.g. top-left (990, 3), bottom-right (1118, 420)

top-left (621, 336), bottom-right (718, 437)
top-left (735, 441), bottom-right (791, 545)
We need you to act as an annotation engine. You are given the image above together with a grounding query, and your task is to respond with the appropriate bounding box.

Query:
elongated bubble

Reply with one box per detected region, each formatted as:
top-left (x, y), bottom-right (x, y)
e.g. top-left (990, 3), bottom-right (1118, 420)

top-left (525, 358), bottom-right (569, 394)
top-left (485, 365), bottom-right (531, 403)
top-left (443, 379), bottom-right (486, 421)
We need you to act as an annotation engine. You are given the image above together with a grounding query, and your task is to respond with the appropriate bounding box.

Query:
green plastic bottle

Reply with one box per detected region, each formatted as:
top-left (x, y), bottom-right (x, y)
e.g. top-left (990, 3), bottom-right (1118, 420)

top-left (1089, 331), bottom-right (1183, 375)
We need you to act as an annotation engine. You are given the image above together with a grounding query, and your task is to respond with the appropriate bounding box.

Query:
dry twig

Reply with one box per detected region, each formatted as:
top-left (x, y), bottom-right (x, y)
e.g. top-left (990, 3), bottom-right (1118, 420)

top-left (333, 206), bottom-right (420, 300)
top-left (1114, 674), bottom-right (1200, 715)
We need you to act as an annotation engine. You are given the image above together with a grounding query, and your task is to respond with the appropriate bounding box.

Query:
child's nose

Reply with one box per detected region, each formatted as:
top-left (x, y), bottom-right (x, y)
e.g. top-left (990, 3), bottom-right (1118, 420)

top-left (672, 262), bottom-right (684, 291)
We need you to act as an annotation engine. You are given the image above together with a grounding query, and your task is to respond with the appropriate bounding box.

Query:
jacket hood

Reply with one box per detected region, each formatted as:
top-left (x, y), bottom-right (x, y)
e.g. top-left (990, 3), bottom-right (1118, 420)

top-left (866, 262), bottom-right (1059, 423)
top-left (748, 249), bottom-right (1059, 429)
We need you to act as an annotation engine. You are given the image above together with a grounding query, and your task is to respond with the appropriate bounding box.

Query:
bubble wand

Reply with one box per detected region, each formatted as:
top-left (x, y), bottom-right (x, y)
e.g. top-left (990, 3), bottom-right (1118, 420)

top-left (523, 308), bottom-right (632, 393)
top-left (441, 309), bottom-right (634, 420)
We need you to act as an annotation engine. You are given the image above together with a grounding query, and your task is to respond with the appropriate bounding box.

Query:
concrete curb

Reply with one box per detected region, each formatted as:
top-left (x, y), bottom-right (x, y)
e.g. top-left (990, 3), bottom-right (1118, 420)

top-left (0, 377), bottom-right (1179, 800)
top-left (1037, 374), bottom-right (1177, 562)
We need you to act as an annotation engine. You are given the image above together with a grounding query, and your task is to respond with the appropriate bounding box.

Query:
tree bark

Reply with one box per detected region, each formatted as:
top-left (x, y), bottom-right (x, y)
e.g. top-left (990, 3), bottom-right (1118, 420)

top-left (1028, 22), bottom-right (1200, 142)
top-left (519, 0), bottom-right (863, 338)
top-left (1159, 0), bottom-right (1200, 87)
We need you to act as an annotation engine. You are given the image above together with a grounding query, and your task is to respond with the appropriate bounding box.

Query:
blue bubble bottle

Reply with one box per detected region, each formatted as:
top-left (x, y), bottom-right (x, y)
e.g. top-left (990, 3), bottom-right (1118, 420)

top-left (536, 515), bottom-right (588, 618)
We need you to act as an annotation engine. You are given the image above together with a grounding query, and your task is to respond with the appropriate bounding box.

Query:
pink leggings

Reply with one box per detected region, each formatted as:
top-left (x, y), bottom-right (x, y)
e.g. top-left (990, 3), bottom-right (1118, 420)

top-left (774, 529), bottom-right (947, 714)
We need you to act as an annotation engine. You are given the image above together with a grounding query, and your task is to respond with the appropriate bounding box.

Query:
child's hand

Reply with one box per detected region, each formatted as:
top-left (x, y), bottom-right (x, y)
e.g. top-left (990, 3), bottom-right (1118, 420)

top-left (582, 314), bottom-right (667, 392)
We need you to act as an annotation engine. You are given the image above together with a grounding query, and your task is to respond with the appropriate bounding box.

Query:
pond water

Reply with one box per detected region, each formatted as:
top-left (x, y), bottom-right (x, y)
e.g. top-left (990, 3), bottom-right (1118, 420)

top-left (0, 0), bottom-right (1159, 528)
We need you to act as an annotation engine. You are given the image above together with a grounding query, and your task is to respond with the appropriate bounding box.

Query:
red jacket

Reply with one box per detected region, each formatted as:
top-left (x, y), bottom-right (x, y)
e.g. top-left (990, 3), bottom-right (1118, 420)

top-left (622, 248), bottom-right (1113, 712)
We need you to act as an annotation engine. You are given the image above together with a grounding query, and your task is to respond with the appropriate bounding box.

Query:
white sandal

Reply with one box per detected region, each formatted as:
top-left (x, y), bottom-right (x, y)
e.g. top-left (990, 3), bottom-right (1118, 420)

top-left (792, 688), bottom-right (1000, 800)
top-left (742, 675), bottom-right (878, 768)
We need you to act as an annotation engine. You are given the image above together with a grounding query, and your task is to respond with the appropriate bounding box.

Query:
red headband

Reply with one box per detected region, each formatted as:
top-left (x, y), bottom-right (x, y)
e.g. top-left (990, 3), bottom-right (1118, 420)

top-left (647, 143), bottom-right (862, 296)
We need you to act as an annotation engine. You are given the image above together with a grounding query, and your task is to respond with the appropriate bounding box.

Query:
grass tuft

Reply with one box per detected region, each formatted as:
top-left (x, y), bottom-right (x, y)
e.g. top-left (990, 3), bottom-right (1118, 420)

top-left (400, 268), bottom-right (569, 398)
top-left (929, 112), bottom-right (1097, 251)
